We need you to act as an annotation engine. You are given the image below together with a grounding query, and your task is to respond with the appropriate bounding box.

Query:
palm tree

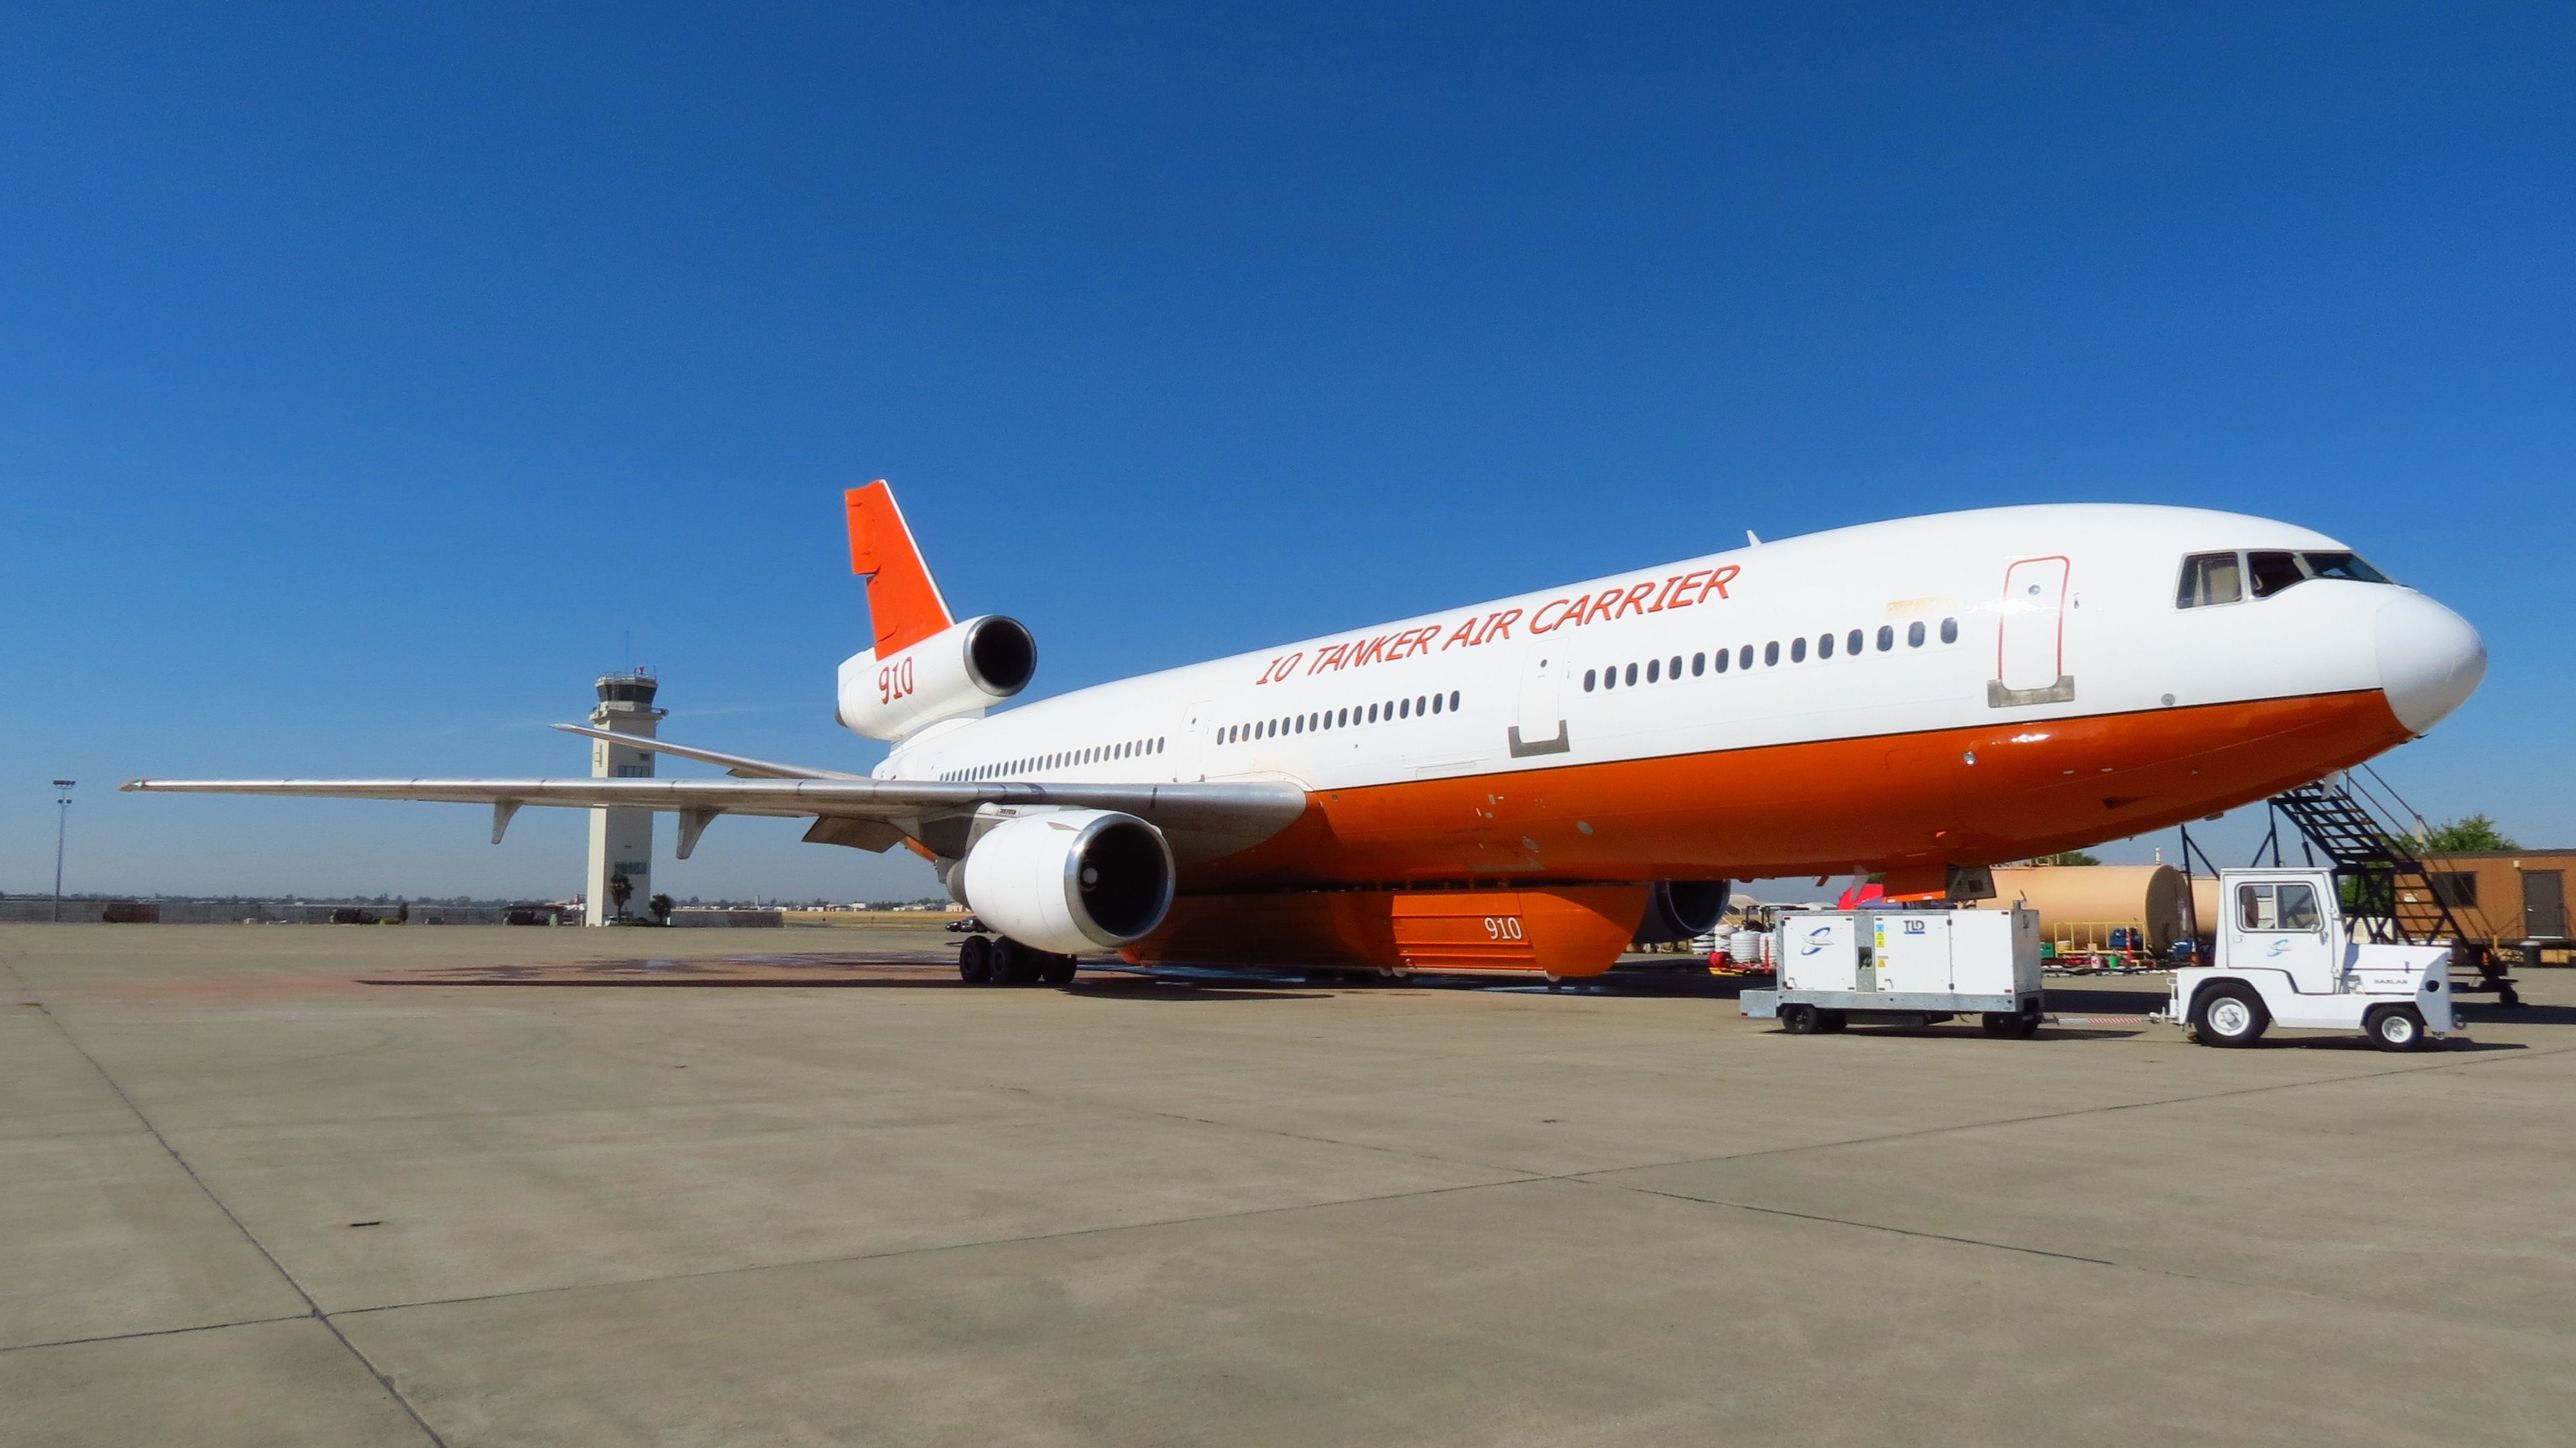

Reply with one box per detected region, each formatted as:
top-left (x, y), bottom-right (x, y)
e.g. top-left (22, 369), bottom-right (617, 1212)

top-left (609, 872), bottom-right (634, 920)
top-left (648, 893), bottom-right (674, 926)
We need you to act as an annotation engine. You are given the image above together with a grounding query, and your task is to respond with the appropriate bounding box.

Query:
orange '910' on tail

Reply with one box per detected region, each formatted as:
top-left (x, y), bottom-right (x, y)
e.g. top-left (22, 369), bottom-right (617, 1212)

top-left (844, 481), bottom-right (954, 656)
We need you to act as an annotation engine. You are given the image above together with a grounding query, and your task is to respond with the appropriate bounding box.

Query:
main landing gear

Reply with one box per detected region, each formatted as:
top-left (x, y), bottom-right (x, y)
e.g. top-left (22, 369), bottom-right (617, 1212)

top-left (957, 935), bottom-right (1079, 987)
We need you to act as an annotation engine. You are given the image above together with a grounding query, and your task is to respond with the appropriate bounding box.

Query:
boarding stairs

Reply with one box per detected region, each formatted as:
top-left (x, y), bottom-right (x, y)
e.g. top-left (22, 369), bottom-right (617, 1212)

top-left (2262, 768), bottom-right (2518, 1004)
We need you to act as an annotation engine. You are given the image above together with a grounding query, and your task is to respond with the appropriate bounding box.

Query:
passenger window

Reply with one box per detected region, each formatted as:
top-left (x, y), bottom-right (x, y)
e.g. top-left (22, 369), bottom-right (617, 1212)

top-left (1622, 663), bottom-right (1637, 687)
top-left (1907, 621), bottom-right (1925, 647)
top-left (2248, 550), bottom-right (2306, 598)
top-left (2177, 553), bottom-right (2244, 608)
top-left (1691, 653), bottom-right (1705, 676)
top-left (1940, 617), bottom-right (1958, 644)
top-left (1763, 642), bottom-right (1779, 667)
top-left (1714, 648), bottom-right (1729, 674)
top-left (1668, 654), bottom-right (1681, 679)
top-left (1584, 669), bottom-right (1596, 692)
top-left (1790, 637), bottom-right (1807, 663)
top-left (1603, 665), bottom-right (1616, 690)
top-left (1416, 695), bottom-right (1428, 715)
top-left (1399, 699), bottom-right (1410, 719)
top-left (1449, 691), bottom-right (1460, 710)
top-left (1817, 633), bottom-right (1833, 659)
top-left (2301, 551), bottom-right (2390, 584)
top-left (1646, 658), bottom-right (1660, 683)
top-left (1846, 629), bottom-right (1861, 656)
top-left (1430, 694), bottom-right (1442, 714)
top-left (1876, 625), bottom-right (1893, 651)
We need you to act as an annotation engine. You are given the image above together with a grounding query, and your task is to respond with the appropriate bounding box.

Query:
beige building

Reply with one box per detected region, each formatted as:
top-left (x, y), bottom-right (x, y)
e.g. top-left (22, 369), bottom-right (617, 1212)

top-left (2398, 850), bottom-right (2572, 956)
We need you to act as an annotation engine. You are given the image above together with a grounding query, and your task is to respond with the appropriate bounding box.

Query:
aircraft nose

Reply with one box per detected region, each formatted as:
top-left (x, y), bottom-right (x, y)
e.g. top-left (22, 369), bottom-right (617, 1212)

top-left (2374, 590), bottom-right (2485, 734)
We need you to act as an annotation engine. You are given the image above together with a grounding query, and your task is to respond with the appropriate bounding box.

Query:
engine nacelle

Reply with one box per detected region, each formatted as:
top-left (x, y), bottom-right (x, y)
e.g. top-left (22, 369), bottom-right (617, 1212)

top-left (835, 614), bottom-right (1037, 741)
top-left (1633, 879), bottom-right (1731, 946)
top-left (956, 810), bottom-right (1176, 954)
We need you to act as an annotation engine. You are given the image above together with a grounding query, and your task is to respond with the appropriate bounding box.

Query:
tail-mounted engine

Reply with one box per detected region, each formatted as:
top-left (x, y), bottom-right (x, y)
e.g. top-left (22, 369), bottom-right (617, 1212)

top-left (953, 809), bottom-right (1176, 955)
top-left (836, 614), bottom-right (1037, 741)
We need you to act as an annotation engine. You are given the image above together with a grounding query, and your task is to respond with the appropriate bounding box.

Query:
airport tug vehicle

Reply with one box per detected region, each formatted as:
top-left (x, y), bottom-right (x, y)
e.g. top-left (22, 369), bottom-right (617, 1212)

top-left (2170, 868), bottom-right (2459, 1051)
top-left (1742, 908), bottom-right (2046, 1037)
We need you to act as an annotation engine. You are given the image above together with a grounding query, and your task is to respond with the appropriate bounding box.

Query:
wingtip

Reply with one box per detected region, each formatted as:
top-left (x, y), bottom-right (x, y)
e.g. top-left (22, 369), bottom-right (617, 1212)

top-left (120, 779), bottom-right (149, 792)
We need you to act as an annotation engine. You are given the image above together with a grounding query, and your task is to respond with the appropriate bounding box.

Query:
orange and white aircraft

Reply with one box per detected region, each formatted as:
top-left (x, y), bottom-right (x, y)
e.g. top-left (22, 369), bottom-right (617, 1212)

top-left (128, 482), bottom-right (2486, 983)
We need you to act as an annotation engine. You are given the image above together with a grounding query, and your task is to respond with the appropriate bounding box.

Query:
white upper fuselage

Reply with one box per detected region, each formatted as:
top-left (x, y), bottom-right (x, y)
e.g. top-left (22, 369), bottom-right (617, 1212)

top-left (876, 503), bottom-right (2478, 803)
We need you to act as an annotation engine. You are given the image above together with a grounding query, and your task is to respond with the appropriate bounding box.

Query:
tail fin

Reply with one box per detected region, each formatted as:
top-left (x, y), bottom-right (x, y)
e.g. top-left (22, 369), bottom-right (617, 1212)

top-left (844, 481), bottom-right (954, 655)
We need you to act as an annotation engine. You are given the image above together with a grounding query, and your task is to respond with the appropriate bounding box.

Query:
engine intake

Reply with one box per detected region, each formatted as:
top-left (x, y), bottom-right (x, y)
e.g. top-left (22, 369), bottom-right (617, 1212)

top-left (957, 810), bottom-right (1175, 954)
top-left (1633, 879), bottom-right (1730, 946)
top-left (836, 614), bottom-right (1037, 741)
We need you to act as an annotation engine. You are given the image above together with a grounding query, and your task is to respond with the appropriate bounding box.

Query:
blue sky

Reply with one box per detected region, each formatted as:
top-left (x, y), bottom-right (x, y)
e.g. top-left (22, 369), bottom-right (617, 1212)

top-left (4, 3), bottom-right (2570, 902)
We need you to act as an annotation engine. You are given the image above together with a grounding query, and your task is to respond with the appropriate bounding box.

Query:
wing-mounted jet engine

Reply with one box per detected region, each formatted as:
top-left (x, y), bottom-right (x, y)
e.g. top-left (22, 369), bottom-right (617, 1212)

top-left (949, 808), bottom-right (1177, 955)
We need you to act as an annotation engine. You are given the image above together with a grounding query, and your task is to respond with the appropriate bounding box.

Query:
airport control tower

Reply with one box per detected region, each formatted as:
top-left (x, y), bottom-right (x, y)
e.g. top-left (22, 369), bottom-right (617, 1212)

top-left (583, 671), bottom-right (665, 925)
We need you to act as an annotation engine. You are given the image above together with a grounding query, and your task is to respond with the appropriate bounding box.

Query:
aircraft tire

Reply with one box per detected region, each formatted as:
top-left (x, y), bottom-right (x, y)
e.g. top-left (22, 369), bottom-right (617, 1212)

top-left (958, 935), bottom-right (992, 985)
top-left (1040, 955), bottom-right (1078, 986)
top-left (991, 938), bottom-right (1030, 986)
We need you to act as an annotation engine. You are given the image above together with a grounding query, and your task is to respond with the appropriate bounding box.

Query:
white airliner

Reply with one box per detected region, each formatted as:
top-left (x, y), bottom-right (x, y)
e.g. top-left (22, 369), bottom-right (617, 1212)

top-left (128, 483), bottom-right (2485, 984)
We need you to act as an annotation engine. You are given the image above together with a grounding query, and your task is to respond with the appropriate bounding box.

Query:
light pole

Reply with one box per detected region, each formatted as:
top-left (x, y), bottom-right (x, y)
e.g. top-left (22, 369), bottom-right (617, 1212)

top-left (51, 781), bottom-right (74, 923)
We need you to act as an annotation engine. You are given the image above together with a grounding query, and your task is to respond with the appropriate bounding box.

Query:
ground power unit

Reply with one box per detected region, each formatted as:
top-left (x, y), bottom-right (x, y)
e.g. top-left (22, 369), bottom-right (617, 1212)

top-left (1742, 908), bottom-right (2046, 1036)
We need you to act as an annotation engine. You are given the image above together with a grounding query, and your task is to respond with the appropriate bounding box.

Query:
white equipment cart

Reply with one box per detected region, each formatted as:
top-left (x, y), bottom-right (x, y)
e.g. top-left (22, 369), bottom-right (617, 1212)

top-left (1741, 908), bottom-right (2045, 1036)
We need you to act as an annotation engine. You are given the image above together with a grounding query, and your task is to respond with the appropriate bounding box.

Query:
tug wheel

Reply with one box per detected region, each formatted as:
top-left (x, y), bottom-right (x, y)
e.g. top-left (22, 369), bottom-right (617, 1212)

top-left (2193, 984), bottom-right (2269, 1047)
top-left (2367, 1004), bottom-right (2429, 1052)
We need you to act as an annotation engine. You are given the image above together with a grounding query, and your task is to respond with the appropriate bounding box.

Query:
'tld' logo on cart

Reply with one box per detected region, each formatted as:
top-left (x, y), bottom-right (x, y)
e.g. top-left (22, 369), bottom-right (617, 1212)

top-left (1901, 919), bottom-right (1927, 935)
top-left (1802, 927), bottom-right (1833, 955)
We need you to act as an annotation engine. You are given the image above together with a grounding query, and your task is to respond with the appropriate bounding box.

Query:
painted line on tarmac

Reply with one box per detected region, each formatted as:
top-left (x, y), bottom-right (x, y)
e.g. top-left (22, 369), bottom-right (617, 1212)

top-left (3, 964), bottom-right (453, 1448)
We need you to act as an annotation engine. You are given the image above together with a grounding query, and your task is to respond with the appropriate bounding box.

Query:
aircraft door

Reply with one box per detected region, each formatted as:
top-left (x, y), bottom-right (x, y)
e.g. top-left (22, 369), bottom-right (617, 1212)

top-left (1509, 645), bottom-right (1569, 757)
top-left (1182, 706), bottom-right (1213, 781)
top-left (1991, 555), bottom-right (2074, 706)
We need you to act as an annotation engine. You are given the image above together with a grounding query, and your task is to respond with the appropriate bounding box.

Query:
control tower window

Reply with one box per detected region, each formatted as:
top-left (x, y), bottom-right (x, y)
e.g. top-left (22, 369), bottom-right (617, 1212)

top-left (2177, 553), bottom-right (2242, 608)
top-left (2248, 551), bottom-right (2306, 598)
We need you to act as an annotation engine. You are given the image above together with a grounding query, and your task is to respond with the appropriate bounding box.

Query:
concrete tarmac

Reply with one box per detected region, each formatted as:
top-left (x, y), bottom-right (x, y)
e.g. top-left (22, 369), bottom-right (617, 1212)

top-left (3, 923), bottom-right (2571, 1446)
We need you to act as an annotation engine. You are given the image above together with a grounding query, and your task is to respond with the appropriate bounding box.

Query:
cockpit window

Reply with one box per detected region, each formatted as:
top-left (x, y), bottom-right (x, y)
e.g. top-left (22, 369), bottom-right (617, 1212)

top-left (2300, 551), bottom-right (2391, 584)
top-left (2177, 553), bottom-right (2242, 608)
top-left (2183, 548), bottom-right (2394, 608)
top-left (2247, 551), bottom-right (2306, 598)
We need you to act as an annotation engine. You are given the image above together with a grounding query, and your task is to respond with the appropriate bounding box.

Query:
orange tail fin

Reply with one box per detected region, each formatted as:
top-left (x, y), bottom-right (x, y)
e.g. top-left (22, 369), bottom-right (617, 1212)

top-left (843, 481), bottom-right (954, 656)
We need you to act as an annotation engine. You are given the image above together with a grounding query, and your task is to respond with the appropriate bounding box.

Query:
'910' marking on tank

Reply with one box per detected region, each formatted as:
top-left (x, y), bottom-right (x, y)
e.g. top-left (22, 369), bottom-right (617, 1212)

top-left (1484, 916), bottom-right (1525, 940)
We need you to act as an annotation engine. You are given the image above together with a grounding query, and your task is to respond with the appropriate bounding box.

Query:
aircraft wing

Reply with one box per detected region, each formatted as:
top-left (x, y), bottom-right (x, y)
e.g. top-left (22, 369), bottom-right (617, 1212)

top-left (118, 774), bottom-right (1309, 862)
top-left (547, 722), bottom-right (865, 779)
